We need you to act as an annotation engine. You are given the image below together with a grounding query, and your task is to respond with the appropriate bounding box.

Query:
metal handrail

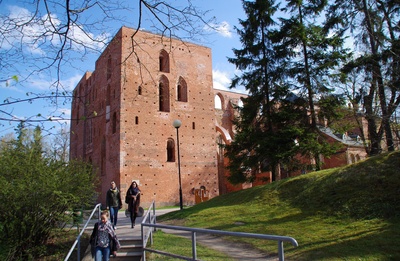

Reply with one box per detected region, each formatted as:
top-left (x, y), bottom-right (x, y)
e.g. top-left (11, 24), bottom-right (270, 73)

top-left (141, 200), bottom-right (157, 256)
top-left (141, 212), bottom-right (298, 261)
top-left (64, 203), bottom-right (102, 261)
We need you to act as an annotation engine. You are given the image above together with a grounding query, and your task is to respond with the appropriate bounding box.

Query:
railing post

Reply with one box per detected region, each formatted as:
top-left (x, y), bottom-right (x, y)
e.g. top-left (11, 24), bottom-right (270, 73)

top-left (278, 240), bottom-right (284, 261)
top-left (153, 202), bottom-right (156, 231)
top-left (191, 232), bottom-right (197, 260)
top-left (77, 236), bottom-right (80, 261)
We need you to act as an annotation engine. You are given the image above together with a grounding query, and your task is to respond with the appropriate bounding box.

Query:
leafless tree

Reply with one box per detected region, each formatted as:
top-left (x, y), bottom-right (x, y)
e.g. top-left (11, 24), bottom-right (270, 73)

top-left (0, 0), bottom-right (216, 132)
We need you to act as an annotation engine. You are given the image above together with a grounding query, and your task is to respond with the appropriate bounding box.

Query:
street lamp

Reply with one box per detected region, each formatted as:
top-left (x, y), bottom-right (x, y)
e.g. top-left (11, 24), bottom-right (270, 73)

top-left (172, 119), bottom-right (183, 210)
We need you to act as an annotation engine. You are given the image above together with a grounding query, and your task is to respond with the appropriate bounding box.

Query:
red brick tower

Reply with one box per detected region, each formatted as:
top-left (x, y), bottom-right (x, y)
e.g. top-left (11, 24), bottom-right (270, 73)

top-left (70, 27), bottom-right (219, 207)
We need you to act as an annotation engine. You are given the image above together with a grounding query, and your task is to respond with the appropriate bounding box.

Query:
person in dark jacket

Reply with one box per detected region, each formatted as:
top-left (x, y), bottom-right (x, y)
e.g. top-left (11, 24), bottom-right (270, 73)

top-left (106, 181), bottom-right (122, 229)
top-left (90, 210), bottom-right (121, 260)
top-left (126, 180), bottom-right (141, 228)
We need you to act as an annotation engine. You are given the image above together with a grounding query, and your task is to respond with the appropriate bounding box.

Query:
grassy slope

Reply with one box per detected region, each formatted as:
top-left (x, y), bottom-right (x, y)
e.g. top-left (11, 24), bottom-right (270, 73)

top-left (158, 151), bottom-right (400, 260)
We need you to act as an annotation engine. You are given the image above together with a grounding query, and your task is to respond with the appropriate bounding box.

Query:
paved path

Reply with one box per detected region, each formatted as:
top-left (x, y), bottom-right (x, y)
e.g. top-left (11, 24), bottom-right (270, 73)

top-left (81, 208), bottom-right (276, 260)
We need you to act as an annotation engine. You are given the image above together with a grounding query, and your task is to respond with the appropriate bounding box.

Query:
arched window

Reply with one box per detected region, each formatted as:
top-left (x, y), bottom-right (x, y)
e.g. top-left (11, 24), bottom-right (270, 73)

top-left (106, 84), bottom-right (111, 106)
top-left (159, 50), bottom-right (170, 73)
top-left (350, 154), bottom-right (356, 164)
top-left (106, 84), bottom-right (111, 122)
top-left (167, 138), bottom-right (175, 162)
top-left (177, 76), bottom-right (188, 102)
top-left (107, 55), bottom-right (112, 79)
top-left (215, 94), bottom-right (222, 109)
top-left (238, 98), bottom-right (244, 107)
top-left (159, 75), bottom-right (170, 112)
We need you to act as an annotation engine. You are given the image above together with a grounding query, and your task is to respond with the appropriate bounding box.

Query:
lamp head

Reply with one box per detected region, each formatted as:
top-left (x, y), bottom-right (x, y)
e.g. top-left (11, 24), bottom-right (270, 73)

top-left (173, 119), bottom-right (182, 128)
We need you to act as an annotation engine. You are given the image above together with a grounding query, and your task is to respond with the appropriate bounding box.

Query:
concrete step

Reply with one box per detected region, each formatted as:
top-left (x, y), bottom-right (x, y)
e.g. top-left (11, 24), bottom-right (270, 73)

top-left (81, 236), bottom-right (143, 261)
top-left (115, 237), bottom-right (143, 261)
top-left (112, 250), bottom-right (142, 261)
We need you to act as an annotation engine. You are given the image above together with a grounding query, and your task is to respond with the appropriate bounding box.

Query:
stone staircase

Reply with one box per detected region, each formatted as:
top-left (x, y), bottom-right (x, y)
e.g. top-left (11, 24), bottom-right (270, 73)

top-left (82, 234), bottom-right (143, 261)
top-left (78, 207), bottom-right (179, 261)
top-left (113, 235), bottom-right (143, 261)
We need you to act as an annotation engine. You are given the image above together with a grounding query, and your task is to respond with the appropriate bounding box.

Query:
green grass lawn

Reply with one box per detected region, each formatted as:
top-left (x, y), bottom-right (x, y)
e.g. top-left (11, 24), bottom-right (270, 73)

top-left (145, 230), bottom-right (236, 261)
top-left (157, 151), bottom-right (400, 260)
top-left (3, 151), bottom-right (399, 260)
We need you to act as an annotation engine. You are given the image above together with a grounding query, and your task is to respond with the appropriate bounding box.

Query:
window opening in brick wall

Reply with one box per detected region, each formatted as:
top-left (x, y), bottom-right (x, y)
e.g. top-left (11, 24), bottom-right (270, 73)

top-left (112, 112), bottom-right (117, 134)
top-left (135, 116), bottom-right (139, 124)
top-left (177, 76), bottom-right (188, 102)
top-left (215, 94), bottom-right (222, 109)
top-left (192, 122), bottom-right (195, 129)
top-left (159, 76), bottom-right (170, 112)
top-left (159, 49), bottom-right (170, 73)
top-left (106, 84), bottom-right (111, 105)
top-left (167, 138), bottom-right (175, 162)
top-left (138, 86), bottom-right (142, 95)
top-left (106, 84), bottom-right (111, 122)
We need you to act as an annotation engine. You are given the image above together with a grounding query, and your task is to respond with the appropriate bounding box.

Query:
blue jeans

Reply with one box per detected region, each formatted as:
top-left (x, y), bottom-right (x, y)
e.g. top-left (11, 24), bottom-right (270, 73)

top-left (109, 207), bottom-right (119, 227)
top-left (95, 245), bottom-right (110, 261)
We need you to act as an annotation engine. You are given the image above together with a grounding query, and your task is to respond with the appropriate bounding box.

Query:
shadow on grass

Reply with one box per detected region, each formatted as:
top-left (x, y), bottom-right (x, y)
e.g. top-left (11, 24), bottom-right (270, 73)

top-left (288, 221), bottom-right (400, 261)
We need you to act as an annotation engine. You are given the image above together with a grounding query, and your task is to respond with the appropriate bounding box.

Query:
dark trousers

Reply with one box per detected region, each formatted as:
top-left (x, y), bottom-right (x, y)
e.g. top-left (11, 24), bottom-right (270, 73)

top-left (130, 209), bottom-right (137, 226)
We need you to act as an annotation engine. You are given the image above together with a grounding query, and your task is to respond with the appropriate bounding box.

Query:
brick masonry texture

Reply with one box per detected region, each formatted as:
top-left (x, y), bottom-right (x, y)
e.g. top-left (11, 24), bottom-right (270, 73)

top-left (70, 27), bottom-right (247, 207)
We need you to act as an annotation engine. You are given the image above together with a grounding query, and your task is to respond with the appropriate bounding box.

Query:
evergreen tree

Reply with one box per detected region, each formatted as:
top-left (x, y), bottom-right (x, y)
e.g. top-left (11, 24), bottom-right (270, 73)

top-left (225, 0), bottom-right (304, 183)
top-left (276, 0), bottom-right (349, 169)
top-left (225, 0), bottom-right (350, 184)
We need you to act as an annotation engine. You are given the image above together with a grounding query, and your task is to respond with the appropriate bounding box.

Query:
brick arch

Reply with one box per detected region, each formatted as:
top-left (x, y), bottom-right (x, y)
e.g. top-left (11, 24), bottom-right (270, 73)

top-left (159, 49), bottom-right (170, 73)
top-left (159, 75), bottom-right (170, 112)
top-left (167, 138), bottom-right (175, 162)
top-left (215, 93), bottom-right (224, 109)
top-left (177, 76), bottom-right (188, 102)
top-left (216, 124), bottom-right (232, 145)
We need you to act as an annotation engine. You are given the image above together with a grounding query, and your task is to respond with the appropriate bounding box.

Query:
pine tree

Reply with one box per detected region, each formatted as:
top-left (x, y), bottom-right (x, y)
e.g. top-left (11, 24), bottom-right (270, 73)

top-left (276, 0), bottom-right (349, 169)
top-left (225, 0), bottom-right (350, 184)
top-left (225, 0), bottom-right (304, 183)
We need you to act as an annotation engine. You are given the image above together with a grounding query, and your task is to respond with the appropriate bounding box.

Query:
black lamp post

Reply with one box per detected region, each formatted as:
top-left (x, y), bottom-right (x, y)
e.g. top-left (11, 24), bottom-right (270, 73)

top-left (172, 119), bottom-right (183, 210)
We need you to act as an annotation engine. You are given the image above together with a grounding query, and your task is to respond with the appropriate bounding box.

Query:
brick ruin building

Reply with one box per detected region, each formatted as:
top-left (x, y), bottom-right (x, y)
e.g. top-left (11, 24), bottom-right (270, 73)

top-left (70, 26), bottom-right (247, 207)
top-left (70, 26), bottom-right (368, 208)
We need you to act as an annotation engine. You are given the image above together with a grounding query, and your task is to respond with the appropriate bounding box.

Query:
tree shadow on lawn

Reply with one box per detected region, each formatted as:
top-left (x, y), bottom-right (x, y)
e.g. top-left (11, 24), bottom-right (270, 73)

top-left (207, 213), bottom-right (400, 260)
top-left (288, 223), bottom-right (400, 260)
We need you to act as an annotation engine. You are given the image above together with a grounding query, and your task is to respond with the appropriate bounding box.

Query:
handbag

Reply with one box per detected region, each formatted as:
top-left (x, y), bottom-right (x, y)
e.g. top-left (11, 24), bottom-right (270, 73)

top-left (125, 207), bottom-right (144, 217)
